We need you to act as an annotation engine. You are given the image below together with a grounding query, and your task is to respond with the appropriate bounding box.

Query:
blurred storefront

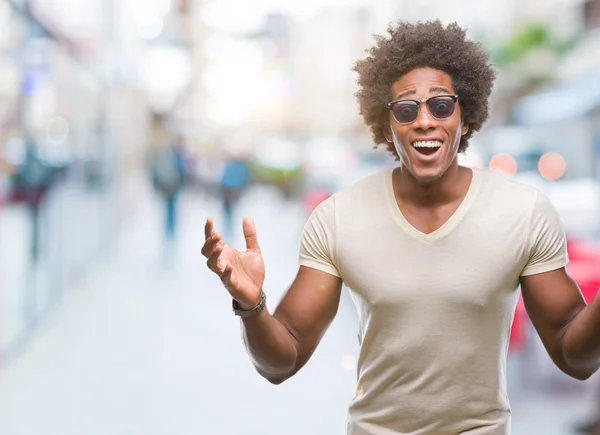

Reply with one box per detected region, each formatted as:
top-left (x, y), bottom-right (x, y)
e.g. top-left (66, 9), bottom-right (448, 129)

top-left (506, 3), bottom-right (600, 239)
top-left (0, 0), bottom-right (153, 364)
top-left (511, 73), bottom-right (600, 178)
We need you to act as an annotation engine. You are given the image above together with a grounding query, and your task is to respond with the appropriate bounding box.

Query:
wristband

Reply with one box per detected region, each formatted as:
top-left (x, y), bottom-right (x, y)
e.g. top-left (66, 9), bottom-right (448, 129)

top-left (232, 291), bottom-right (266, 317)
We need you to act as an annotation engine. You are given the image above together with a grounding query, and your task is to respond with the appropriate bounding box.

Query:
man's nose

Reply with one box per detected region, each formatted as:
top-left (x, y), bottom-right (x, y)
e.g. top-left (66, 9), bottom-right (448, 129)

top-left (413, 103), bottom-right (437, 130)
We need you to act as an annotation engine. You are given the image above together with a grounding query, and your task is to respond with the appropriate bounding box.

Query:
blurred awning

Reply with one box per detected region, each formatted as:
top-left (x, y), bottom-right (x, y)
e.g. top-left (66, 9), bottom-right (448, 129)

top-left (512, 73), bottom-right (600, 125)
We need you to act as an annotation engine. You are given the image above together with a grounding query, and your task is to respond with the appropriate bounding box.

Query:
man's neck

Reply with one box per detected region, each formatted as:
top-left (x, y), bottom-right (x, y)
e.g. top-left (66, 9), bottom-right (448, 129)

top-left (393, 161), bottom-right (470, 207)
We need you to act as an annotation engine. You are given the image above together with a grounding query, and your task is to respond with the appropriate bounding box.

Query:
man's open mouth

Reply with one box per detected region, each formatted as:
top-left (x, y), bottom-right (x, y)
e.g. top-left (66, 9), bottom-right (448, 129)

top-left (412, 140), bottom-right (443, 156)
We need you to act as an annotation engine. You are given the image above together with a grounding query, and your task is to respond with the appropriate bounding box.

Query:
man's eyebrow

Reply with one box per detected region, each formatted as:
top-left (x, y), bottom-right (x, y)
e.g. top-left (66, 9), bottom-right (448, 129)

top-left (392, 87), bottom-right (452, 101)
top-left (430, 86), bottom-right (452, 94)
top-left (393, 90), bottom-right (416, 100)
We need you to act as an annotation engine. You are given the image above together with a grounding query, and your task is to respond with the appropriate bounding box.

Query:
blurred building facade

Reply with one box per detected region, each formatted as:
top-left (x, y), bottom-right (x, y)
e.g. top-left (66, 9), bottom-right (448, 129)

top-left (0, 0), bottom-right (154, 362)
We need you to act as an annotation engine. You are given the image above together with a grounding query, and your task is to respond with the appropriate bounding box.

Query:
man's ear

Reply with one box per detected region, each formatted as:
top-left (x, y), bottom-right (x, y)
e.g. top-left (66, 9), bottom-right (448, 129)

top-left (384, 126), bottom-right (393, 143)
top-left (462, 123), bottom-right (469, 136)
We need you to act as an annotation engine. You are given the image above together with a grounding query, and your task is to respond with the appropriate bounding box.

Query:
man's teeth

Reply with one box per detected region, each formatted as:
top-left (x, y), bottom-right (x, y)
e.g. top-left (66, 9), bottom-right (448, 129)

top-left (413, 141), bottom-right (443, 148)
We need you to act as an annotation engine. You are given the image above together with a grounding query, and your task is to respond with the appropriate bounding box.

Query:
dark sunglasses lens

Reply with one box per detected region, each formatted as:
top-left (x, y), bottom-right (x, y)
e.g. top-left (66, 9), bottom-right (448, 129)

top-left (428, 96), bottom-right (456, 119)
top-left (392, 101), bottom-right (418, 123)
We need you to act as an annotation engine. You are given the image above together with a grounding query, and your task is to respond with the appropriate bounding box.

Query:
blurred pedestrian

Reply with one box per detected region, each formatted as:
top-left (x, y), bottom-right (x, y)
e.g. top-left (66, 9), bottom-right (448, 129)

top-left (11, 138), bottom-right (54, 328)
top-left (219, 156), bottom-right (250, 238)
top-left (202, 20), bottom-right (600, 434)
top-left (13, 138), bottom-right (53, 264)
top-left (150, 133), bottom-right (187, 255)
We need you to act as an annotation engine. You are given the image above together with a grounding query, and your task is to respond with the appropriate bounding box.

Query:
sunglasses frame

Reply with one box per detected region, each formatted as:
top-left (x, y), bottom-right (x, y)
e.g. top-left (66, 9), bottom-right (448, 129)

top-left (387, 94), bottom-right (460, 124)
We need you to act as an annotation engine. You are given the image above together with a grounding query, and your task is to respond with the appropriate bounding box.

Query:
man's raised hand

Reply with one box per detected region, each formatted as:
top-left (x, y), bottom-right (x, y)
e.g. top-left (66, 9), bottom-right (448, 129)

top-left (202, 217), bottom-right (265, 310)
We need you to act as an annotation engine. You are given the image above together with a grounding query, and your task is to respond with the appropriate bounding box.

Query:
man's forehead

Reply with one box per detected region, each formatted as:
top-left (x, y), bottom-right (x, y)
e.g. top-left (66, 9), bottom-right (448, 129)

top-left (391, 69), bottom-right (455, 98)
top-left (393, 69), bottom-right (453, 86)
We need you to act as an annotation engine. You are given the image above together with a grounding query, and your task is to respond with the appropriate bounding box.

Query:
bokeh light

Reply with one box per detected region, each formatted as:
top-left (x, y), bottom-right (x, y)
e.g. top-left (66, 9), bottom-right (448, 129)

top-left (488, 153), bottom-right (518, 177)
top-left (538, 152), bottom-right (567, 181)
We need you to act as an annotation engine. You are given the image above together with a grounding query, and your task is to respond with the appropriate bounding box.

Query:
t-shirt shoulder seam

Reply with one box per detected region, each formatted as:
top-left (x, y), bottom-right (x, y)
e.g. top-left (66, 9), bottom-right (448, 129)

top-left (299, 259), bottom-right (342, 278)
top-left (520, 257), bottom-right (568, 277)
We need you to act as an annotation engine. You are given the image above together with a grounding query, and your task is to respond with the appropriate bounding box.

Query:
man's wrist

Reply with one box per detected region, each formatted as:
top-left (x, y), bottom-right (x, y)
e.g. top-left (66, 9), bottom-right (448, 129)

top-left (233, 291), bottom-right (266, 317)
top-left (236, 293), bottom-right (262, 310)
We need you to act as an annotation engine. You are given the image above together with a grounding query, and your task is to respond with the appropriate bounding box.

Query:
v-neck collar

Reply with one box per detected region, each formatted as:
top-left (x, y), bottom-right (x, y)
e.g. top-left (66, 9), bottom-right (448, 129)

top-left (384, 167), bottom-right (482, 243)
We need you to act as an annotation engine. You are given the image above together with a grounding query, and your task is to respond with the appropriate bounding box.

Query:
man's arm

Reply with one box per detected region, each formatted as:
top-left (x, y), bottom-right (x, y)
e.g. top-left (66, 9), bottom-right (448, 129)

top-left (241, 266), bottom-right (343, 384)
top-left (520, 268), bottom-right (599, 380)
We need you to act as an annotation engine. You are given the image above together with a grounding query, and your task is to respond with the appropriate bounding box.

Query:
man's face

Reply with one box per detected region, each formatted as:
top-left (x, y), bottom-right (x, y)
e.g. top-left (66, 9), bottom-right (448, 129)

top-left (384, 68), bottom-right (467, 184)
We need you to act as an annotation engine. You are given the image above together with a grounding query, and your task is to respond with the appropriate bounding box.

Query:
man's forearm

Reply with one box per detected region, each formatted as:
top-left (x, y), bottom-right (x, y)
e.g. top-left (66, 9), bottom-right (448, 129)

top-left (563, 292), bottom-right (600, 379)
top-left (240, 310), bottom-right (298, 383)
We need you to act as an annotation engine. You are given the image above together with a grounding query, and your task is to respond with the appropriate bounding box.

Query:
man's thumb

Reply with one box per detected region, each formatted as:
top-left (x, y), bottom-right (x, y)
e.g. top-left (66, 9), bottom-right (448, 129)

top-left (243, 217), bottom-right (260, 251)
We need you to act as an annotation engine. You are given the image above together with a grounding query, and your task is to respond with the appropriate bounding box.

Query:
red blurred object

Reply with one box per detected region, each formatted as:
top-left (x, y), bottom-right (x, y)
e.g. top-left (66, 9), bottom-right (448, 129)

top-left (302, 189), bottom-right (331, 215)
top-left (509, 238), bottom-right (600, 351)
top-left (566, 238), bottom-right (600, 303)
top-left (511, 298), bottom-right (527, 350)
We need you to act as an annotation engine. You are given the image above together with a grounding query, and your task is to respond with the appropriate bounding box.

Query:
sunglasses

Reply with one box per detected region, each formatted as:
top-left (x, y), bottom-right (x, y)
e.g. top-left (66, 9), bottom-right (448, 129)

top-left (387, 95), bottom-right (459, 124)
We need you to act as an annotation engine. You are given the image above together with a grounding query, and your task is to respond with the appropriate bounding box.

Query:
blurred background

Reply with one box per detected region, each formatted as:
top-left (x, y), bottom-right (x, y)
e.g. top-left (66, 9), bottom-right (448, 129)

top-left (0, 0), bottom-right (599, 434)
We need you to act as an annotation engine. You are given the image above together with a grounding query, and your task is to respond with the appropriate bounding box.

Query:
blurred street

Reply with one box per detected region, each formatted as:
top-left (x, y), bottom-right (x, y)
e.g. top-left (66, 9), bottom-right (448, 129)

top-left (1, 0), bottom-right (600, 434)
top-left (0, 181), bottom-right (596, 435)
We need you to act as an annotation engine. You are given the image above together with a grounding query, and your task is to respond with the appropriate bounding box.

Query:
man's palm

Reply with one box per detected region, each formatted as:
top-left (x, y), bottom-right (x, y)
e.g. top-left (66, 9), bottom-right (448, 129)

top-left (203, 217), bottom-right (266, 308)
top-left (220, 244), bottom-right (265, 299)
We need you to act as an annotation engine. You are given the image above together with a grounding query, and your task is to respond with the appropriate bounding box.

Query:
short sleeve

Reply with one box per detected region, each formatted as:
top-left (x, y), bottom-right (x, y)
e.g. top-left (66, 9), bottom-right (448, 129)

top-left (520, 191), bottom-right (569, 277)
top-left (298, 196), bottom-right (341, 278)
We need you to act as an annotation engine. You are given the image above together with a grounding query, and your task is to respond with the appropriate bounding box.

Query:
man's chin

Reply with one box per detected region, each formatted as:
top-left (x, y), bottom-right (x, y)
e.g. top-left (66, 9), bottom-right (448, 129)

top-left (404, 151), bottom-right (459, 184)
top-left (407, 165), bottom-right (447, 185)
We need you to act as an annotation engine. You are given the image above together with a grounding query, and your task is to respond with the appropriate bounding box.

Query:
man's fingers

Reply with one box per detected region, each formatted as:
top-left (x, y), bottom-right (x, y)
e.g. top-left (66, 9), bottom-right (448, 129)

top-left (204, 217), bottom-right (216, 240)
top-left (243, 217), bottom-right (260, 252)
top-left (206, 244), bottom-right (224, 273)
top-left (201, 233), bottom-right (222, 258)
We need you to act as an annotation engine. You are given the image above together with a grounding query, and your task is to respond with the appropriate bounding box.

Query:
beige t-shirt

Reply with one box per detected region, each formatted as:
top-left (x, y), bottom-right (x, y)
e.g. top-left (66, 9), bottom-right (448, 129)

top-left (298, 167), bottom-right (568, 435)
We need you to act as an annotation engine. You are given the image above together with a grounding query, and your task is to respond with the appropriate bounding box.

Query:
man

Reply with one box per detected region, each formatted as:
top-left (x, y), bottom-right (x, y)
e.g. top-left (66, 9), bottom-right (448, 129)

top-left (219, 155), bottom-right (251, 238)
top-left (202, 21), bottom-right (600, 434)
top-left (14, 139), bottom-right (54, 264)
top-left (150, 132), bottom-right (187, 250)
